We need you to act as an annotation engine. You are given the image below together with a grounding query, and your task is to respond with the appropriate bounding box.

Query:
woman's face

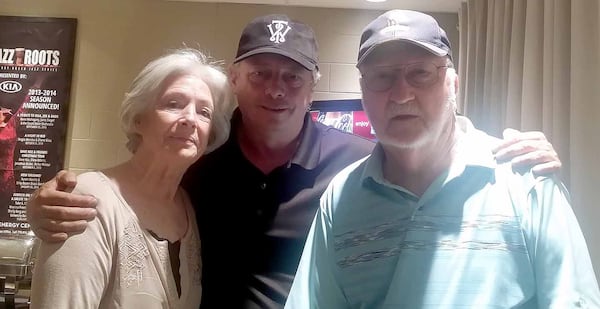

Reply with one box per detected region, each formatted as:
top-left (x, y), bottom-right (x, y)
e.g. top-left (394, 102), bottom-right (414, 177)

top-left (135, 73), bottom-right (214, 164)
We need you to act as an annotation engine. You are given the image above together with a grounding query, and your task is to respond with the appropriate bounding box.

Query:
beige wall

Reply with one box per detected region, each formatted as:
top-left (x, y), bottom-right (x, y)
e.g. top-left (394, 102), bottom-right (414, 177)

top-left (1, 0), bottom-right (458, 172)
top-left (5, 0), bottom-right (599, 291)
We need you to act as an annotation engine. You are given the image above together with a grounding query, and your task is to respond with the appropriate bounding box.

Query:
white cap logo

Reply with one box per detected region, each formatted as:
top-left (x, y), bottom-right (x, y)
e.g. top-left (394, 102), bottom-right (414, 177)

top-left (267, 20), bottom-right (292, 44)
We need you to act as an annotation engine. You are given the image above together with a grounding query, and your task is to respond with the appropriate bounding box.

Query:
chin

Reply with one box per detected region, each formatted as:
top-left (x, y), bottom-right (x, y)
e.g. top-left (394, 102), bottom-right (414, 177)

top-left (380, 131), bottom-right (430, 149)
top-left (382, 139), bottom-right (422, 149)
top-left (168, 147), bottom-right (201, 162)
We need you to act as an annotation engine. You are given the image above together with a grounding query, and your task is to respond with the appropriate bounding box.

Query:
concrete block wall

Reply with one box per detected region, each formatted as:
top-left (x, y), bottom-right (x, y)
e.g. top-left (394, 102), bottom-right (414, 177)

top-left (1, 0), bottom-right (458, 172)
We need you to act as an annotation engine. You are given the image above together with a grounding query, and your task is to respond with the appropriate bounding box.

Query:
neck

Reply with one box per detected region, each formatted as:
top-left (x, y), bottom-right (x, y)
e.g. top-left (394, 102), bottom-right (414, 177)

top-left (238, 115), bottom-right (305, 174)
top-left (382, 125), bottom-right (458, 197)
top-left (113, 150), bottom-right (187, 201)
top-left (102, 147), bottom-right (192, 243)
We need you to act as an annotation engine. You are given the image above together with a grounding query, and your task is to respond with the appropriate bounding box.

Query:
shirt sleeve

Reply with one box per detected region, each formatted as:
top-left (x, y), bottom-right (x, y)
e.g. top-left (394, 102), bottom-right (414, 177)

top-left (524, 177), bottom-right (600, 308)
top-left (285, 190), bottom-right (349, 309)
top-left (29, 179), bottom-right (114, 309)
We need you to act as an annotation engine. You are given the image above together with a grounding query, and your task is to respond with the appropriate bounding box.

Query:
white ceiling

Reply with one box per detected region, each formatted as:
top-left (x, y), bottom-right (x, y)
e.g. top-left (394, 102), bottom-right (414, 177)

top-left (168, 0), bottom-right (463, 13)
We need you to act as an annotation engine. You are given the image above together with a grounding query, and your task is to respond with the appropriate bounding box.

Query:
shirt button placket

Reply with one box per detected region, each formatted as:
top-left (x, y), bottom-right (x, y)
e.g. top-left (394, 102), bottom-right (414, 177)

top-left (257, 181), bottom-right (268, 218)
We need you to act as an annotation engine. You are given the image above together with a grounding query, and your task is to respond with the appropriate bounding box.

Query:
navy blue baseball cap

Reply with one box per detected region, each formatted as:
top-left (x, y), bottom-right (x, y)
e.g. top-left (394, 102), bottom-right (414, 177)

top-left (357, 10), bottom-right (452, 66)
top-left (234, 14), bottom-right (319, 71)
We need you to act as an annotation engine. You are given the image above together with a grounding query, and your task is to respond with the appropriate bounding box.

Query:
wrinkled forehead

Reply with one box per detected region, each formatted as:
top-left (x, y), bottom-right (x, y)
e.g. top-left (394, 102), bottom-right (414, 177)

top-left (359, 41), bottom-right (447, 69)
top-left (159, 71), bottom-right (206, 91)
top-left (156, 72), bottom-right (214, 103)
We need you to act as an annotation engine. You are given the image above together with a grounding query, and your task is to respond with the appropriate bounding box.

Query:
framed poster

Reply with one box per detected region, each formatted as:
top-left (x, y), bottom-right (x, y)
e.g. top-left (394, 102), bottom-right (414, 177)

top-left (0, 16), bottom-right (77, 236)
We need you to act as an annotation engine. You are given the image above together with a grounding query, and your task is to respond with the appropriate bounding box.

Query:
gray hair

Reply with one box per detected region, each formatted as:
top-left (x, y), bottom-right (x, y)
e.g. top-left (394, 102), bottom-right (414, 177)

top-left (446, 66), bottom-right (458, 112)
top-left (312, 69), bottom-right (322, 86)
top-left (120, 48), bottom-right (236, 153)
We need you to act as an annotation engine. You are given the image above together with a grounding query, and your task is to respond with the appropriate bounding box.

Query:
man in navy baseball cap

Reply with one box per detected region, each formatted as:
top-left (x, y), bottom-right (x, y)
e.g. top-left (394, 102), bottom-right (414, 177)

top-left (199, 13), bottom-right (374, 308)
top-left (286, 9), bottom-right (597, 309)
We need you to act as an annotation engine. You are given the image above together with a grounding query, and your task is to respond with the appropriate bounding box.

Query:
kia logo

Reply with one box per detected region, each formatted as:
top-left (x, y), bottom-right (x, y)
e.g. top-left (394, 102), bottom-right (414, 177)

top-left (0, 81), bottom-right (22, 94)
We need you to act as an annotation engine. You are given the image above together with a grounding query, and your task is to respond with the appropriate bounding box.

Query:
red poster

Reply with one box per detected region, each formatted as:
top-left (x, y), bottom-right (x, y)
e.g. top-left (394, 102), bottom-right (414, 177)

top-left (312, 109), bottom-right (376, 141)
top-left (317, 111), bottom-right (354, 133)
top-left (351, 111), bottom-right (376, 140)
top-left (310, 111), bottom-right (319, 122)
top-left (0, 16), bottom-right (77, 236)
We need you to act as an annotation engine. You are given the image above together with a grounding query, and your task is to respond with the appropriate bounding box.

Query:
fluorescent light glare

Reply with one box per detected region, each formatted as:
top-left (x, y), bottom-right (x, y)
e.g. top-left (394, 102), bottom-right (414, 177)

top-left (366, 0), bottom-right (387, 2)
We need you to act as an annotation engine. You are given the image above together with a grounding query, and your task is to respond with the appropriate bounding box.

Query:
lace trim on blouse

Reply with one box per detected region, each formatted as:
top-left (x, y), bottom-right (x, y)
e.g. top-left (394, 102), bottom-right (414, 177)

top-left (119, 219), bottom-right (150, 287)
top-left (187, 227), bottom-right (202, 285)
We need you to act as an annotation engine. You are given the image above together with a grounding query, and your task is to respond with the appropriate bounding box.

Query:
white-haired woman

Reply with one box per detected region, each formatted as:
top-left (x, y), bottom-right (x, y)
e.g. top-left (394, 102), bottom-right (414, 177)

top-left (30, 48), bottom-right (235, 308)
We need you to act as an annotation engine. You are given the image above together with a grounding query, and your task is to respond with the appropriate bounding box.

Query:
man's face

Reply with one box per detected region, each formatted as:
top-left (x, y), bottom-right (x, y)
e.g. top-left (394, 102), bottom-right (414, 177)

top-left (229, 54), bottom-right (314, 131)
top-left (359, 43), bottom-right (456, 149)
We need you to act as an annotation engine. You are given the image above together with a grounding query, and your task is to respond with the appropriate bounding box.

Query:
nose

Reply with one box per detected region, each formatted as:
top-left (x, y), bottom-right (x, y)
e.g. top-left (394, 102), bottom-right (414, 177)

top-left (389, 73), bottom-right (415, 104)
top-left (265, 74), bottom-right (286, 99)
top-left (179, 104), bottom-right (197, 128)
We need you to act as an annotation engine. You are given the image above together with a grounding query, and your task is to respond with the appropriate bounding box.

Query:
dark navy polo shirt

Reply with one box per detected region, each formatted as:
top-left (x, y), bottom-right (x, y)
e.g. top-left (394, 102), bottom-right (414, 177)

top-left (183, 109), bottom-right (374, 308)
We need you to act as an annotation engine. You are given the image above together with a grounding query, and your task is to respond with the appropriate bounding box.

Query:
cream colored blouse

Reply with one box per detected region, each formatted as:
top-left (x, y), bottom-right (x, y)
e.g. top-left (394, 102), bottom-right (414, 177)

top-left (30, 172), bottom-right (202, 309)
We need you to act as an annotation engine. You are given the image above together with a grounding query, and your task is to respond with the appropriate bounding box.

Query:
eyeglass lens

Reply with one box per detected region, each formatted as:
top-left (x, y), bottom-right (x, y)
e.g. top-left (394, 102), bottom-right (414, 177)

top-left (363, 62), bottom-right (445, 92)
top-left (248, 69), bottom-right (306, 88)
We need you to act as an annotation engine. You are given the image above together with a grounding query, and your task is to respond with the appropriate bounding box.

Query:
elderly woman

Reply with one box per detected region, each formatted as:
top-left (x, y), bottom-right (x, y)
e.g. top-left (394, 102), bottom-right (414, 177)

top-left (30, 48), bottom-right (234, 308)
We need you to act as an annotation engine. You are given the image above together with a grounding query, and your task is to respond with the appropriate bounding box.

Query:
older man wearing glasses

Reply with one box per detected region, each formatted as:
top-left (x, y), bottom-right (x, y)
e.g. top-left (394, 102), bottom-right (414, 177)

top-left (285, 10), bottom-right (600, 309)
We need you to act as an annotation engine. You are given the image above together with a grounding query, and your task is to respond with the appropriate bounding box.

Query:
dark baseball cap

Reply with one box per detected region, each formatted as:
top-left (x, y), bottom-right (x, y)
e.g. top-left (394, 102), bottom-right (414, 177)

top-left (357, 10), bottom-right (452, 66)
top-left (234, 14), bottom-right (319, 71)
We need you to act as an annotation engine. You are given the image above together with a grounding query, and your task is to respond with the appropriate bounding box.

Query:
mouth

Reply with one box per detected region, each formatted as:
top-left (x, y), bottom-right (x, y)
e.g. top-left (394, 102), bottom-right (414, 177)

top-left (261, 106), bottom-right (289, 113)
top-left (169, 136), bottom-right (197, 145)
top-left (391, 114), bottom-right (419, 121)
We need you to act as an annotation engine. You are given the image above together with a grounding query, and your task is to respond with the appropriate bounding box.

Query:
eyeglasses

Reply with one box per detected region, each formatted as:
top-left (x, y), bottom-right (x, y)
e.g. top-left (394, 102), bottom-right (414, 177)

top-left (361, 62), bottom-right (449, 92)
top-left (247, 69), bottom-right (307, 89)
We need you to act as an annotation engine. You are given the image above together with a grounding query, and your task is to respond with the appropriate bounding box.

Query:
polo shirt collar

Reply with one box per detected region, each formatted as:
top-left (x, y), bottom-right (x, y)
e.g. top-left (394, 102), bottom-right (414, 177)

top-left (290, 113), bottom-right (321, 170)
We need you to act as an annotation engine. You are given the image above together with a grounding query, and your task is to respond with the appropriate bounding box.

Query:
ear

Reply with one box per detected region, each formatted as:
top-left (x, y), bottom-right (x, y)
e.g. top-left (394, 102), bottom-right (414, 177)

top-left (132, 115), bottom-right (143, 132)
top-left (359, 76), bottom-right (365, 92)
top-left (453, 73), bottom-right (459, 95)
top-left (445, 68), bottom-right (459, 96)
top-left (228, 64), bottom-right (239, 90)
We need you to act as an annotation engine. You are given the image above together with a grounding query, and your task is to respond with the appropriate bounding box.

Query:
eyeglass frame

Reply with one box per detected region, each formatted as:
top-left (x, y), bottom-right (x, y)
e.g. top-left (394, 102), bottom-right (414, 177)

top-left (246, 67), bottom-right (311, 89)
top-left (360, 62), bottom-right (452, 92)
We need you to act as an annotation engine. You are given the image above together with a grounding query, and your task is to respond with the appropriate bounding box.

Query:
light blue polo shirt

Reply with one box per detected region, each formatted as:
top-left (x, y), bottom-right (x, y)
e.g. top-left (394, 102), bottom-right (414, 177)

top-left (286, 117), bottom-right (600, 309)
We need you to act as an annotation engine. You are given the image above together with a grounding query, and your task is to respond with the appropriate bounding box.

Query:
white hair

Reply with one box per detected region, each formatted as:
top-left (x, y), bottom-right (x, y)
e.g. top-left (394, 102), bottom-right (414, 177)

top-left (445, 66), bottom-right (458, 112)
top-left (120, 48), bottom-right (236, 153)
